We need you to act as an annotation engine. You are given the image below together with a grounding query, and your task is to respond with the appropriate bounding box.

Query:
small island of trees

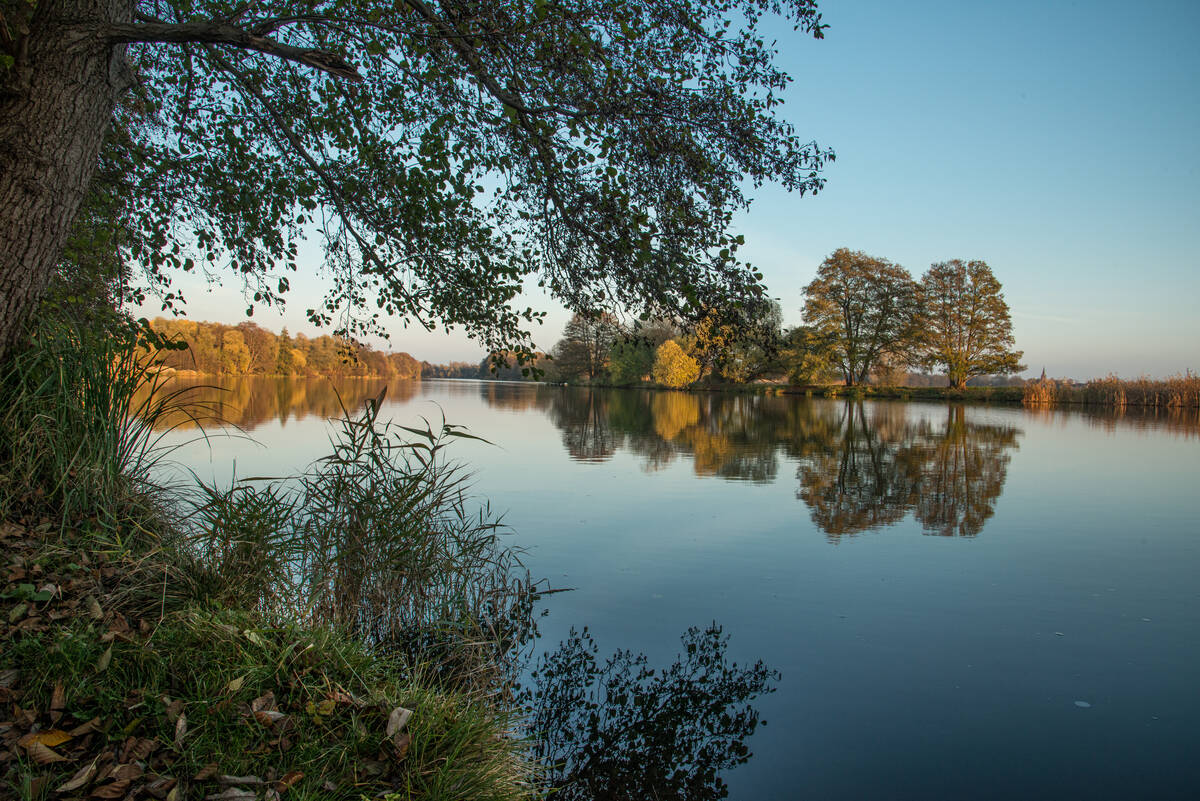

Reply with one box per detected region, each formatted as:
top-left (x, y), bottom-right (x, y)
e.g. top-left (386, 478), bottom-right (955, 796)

top-left (532, 248), bottom-right (1026, 391)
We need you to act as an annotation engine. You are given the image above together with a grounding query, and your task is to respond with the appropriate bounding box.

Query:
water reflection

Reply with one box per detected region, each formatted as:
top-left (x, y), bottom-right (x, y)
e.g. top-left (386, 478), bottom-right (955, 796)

top-left (523, 624), bottom-right (776, 801)
top-left (542, 388), bottom-right (785, 482)
top-left (794, 403), bottom-right (1020, 539)
top-left (140, 375), bottom-right (416, 430)
top-left (144, 378), bottom-right (1200, 542)
top-left (530, 389), bottom-right (1024, 538)
top-left (793, 402), bottom-right (914, 535)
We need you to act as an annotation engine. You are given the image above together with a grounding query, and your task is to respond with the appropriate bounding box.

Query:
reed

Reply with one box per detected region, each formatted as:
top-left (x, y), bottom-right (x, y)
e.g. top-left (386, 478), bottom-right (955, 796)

top-left (0, 312), bottom-right (211, 530)
top-left (1023, 372), bottom-right (1200, 409)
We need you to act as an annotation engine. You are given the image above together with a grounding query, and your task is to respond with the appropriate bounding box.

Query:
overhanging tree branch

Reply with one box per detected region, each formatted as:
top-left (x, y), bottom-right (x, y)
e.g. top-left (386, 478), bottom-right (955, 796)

top-left (95, 20), bottom-right (363, 80)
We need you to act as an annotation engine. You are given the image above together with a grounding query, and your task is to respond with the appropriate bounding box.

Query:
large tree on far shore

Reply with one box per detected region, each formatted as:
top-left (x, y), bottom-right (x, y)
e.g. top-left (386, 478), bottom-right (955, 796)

top-left (550, 312), bottom-right (621, 381)
top-left (801, 248), bottom-right (919, 386)
top-left (916, 260), bottom-right (1025, 388)
top-left (0, 0), bottom-right (834, 367)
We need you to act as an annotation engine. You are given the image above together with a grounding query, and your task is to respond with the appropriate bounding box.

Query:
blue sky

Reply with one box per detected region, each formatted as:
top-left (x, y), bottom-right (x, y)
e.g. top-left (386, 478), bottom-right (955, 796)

top-left (139, 0), bottom-right (1200, 378)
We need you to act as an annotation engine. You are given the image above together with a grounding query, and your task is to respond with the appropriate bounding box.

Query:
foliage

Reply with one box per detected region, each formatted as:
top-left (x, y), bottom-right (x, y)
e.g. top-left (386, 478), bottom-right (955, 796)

top-left (523, 624), bottom-right (778, 801)
top-left (778, 325), bottom-right (837, 384)
top-left (607, 338), bottom-right (657, 386)
top-left (21, 0), bottom-right (834, 364)
top-left (802, 248), bottom-right (920, 386)
top-left (685, 301), bottom-right (782, 382)
top-left (549, 313), bottom-right (623, 382)
top-left (478, 350), bottom-right (552, 380)
top-left (651, 340), bottom-right (701, 388)
top-left (915, 260), bottom-right (1025, 388)
top-left (421, 360), bottom-right (483, 379)
top-left (147, 318), bottom-right (422, 379)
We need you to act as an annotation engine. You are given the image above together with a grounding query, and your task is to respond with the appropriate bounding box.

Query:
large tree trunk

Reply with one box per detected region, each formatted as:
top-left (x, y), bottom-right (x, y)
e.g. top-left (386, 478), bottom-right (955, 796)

top-left (0, 0), bottom-right (128, 365)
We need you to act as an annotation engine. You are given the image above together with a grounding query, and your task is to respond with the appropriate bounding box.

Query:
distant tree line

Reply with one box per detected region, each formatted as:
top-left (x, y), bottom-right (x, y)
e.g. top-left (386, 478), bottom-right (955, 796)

top-left (420, 351), bottom-right (554, 380)
top-left (146, 318), bottom-right (422, 379)
top-left (538, 249), bottom-right (1026, 389)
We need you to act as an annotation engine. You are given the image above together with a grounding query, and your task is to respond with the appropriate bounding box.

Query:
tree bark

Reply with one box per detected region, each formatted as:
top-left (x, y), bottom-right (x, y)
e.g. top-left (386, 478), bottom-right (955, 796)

top-left (0, 0), bottom-right (129, 365)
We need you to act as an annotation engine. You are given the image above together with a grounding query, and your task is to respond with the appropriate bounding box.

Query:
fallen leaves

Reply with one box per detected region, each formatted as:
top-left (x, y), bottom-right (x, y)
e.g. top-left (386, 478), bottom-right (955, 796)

top-left (1, 524), bottom-right (434, 801)
top-left (95, 643), bottom-right (113, 673)
top-left (248, 691), bottom-right (289, 728)
top-left (49, 681), bottom-right (65, 724)
top-left (56, 754), bottom-right (102, 793)
top-left (274, 770), bottom-right (303, 793)
top-left (173, 713), bottom-right (187, 749)
top-left (22, 739), bottom-right (70, 764)
top-left (386, 706), bottom-right (415, 759)
top-left (18, 729), bottom-right (73, 748)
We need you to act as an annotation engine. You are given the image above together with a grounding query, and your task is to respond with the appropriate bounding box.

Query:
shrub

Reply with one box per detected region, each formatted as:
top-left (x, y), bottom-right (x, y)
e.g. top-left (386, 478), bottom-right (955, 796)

top-left (652, 340), bottom-right (701, 388)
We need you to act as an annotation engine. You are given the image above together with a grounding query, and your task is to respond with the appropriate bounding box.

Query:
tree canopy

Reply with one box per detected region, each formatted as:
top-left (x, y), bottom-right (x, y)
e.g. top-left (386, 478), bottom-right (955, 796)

top-left (651, 340), bottom-right (700, 388)
top-left (0, 0), bottom-right (834, 365)
top-left (915, 260), bottom-right (1025, 388)
top-left (801, 248), bottom-right (920, 386)
top-left (550, 313), bottom-right (622, 381)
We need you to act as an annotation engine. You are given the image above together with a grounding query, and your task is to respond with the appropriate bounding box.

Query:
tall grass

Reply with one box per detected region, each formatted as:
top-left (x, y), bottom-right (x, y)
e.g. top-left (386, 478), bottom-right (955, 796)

top-left (1, 313), bottom-right (537, 800)
top-left (1023, 372), bottom-right (1200, 409)
top-left (186, 389), bottom-right (538, 698)
top-left (0, 312), bottom-right (208, 530)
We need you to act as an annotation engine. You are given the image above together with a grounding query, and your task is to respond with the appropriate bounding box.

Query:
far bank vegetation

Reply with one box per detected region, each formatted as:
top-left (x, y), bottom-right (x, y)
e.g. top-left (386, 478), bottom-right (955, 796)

top-left (146, 318), bottom-right (422, 379)
top-left (529, 248), bottom-right (1030, 391)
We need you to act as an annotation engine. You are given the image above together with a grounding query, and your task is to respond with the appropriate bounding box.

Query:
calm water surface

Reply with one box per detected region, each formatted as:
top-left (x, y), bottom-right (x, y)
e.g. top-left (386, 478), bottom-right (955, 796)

top-left (156, 377), bottom-right (1200, 800)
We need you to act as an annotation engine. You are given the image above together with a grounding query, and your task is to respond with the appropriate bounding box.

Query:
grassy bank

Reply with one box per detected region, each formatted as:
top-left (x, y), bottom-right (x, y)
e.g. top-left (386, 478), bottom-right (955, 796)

top-left (0, 315), bottom-right (534, 800)
top-left (1, 525), bottom-right (530, 801)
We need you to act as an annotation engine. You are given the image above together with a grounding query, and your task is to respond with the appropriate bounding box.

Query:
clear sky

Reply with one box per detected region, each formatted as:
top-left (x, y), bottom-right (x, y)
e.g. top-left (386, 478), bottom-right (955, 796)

top-left (136, 0), bottom-right (1200, 378)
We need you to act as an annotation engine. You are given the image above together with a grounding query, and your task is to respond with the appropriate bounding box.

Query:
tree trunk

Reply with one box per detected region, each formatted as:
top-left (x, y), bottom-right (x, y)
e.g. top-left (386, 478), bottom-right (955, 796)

top-left (0, 0), bottom-right (129, 366)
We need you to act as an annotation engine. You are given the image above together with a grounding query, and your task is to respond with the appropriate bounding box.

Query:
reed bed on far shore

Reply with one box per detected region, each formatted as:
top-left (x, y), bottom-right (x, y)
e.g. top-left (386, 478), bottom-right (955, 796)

top-left (1023, 372), bottom-right (1200, 409)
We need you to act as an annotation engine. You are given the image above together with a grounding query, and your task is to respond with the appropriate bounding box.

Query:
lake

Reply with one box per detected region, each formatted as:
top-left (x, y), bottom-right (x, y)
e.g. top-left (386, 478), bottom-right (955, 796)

top-left (151, 377), bottom-right (1200, 800)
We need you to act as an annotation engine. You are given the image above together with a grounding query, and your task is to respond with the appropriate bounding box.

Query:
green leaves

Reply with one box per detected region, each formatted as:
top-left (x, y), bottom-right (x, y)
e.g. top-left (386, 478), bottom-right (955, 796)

top-left (88, 0), bottom-right (831, 356)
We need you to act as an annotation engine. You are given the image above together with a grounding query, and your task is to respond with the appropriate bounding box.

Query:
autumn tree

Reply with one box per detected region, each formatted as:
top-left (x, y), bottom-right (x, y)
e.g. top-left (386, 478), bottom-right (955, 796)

top-left (915, 260), bottom-right (1025, 388)
top-left (686, 300), bottom-right (782, 383)
top-left (778, 325), bottom-right (836, 385)
top-left (608, 319), bottom-right (678, 385)
top-left (0, 0), bottom-right (833, 367)
top-left (651, 340), bottom-right (700, 388)
top-left (801, 248), bottom-right (919, 386)
top-left (220, 329), bottom-right (252, 374)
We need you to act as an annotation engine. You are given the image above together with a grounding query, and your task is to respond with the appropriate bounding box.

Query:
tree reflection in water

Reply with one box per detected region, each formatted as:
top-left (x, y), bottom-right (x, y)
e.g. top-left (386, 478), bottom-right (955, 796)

top-left (906, 406), bottom-right (1020, 537)
top-left (793, 401), bottom-right (914, 534)
top-left (134, 375), bottom-right (419, 431)
top-left (795, 402), bottom-right (1020, 539)
top-left (523, 624), bottom-right (777, 801)
top-left (533, 389), bottom-right (1023, 539)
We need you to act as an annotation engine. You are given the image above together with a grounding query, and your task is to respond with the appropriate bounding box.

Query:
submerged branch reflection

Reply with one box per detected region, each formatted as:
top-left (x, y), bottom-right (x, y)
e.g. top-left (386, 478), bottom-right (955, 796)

top-left (523, 624), bottom-right (777, 801)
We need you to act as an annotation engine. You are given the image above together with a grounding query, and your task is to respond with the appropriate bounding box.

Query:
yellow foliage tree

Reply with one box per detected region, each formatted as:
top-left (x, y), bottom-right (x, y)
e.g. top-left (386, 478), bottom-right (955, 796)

top-left (221, 330), bottom-right (253, 375)
top-left (652, 340), bottom-right (701, 388)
